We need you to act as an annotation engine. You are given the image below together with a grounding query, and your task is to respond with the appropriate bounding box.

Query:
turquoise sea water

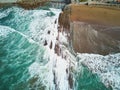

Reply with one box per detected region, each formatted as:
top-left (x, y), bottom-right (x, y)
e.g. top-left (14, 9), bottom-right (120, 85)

top-left (0, 6), bottom-right (49, 90)
top-left (0, 6), bottom-right (119, 90)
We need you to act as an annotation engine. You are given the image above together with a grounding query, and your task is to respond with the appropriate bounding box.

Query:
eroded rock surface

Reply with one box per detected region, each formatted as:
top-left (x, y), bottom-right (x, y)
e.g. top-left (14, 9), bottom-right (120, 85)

top-left (59, 5), bottom-right (120, 55)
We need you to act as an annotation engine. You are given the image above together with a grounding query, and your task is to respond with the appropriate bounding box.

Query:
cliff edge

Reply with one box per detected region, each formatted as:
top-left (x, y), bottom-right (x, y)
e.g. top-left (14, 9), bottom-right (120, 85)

top-left (59, 4), bottom-right (120, 55)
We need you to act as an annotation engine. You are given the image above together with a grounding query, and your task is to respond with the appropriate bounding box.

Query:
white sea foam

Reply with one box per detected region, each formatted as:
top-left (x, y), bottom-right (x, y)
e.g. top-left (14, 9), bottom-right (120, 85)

top-left (0, 7), bottom-right (12, 19)
top-left (0, 25), bottom-right (13, 37)
top-left (77, 53), bottom-right (120, 90)
top-left (0, 25), bottom-right (36, 44)
top-left (28, 8), bottom-right (76, 90)
top-left (0, 12), bottom-right (8, 19)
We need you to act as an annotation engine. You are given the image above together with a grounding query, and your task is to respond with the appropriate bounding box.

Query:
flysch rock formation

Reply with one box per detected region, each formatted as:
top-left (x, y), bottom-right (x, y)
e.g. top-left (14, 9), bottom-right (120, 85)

top-left (59, 4), bottom-right (120, 55)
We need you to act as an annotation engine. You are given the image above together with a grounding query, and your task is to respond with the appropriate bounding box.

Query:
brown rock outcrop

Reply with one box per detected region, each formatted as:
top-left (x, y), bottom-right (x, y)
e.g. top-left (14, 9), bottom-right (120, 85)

top-left (71, 22), bottom-right (120, 55)
top-left (0, 0), bottom-right (49, 9)
top-left (59, 4), bottom-right (120, 55)
top-left (16, 0), bottom-right (49, 9)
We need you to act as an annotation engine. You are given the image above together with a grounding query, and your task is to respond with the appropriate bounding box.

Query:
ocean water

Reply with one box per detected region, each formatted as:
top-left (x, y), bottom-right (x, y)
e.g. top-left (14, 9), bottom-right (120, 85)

top-left (0, 6), bottom-right (120, 90)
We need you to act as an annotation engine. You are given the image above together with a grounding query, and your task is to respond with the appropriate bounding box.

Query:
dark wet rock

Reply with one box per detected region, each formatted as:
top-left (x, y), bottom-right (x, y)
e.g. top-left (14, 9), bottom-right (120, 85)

top-left (44, 40), bottom-right (47, 46)
top-left (68, 74), bottom-right (73, 89)
top-left (48, 31), bottom-right (50, 34)
top-left (50, 41), bottom-right (53, 49)
top-left (58, 6), bottom-right (70, 30)
top-left (66, 68), bottom-right (68, 74)
top-left (55, 19), bottom-right (57, 24)
top-left (54, 43), bottom-right (60, 56)
top-left (56, 37), bottom-right (59, 40)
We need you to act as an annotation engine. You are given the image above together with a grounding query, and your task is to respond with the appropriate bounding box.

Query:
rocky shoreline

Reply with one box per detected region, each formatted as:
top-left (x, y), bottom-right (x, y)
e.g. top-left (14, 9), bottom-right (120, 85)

top-left (0, 1), bottom-right (49, 9)
top-left (0, 1), bottom-right (120, 55)
top-left (0, 0), bottom-right (66, 9)
top-left (59, 4), bottom-right (120, 55)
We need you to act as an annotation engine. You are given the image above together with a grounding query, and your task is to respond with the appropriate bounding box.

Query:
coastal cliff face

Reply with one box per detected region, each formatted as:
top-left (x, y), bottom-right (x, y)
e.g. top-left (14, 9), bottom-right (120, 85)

top-left (0, 2), bottom-right (120, 90)
top-left (71, 22), bottom-right (120, 55)
top-left (59, 4), bottom-right (120, 55)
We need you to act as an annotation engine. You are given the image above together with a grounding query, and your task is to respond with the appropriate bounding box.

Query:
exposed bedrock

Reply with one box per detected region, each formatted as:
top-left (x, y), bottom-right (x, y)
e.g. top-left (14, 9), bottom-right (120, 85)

top-left (59, 5), bottom-right (120, 55)
top-left (70, 22), bottom-right (120, 55)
